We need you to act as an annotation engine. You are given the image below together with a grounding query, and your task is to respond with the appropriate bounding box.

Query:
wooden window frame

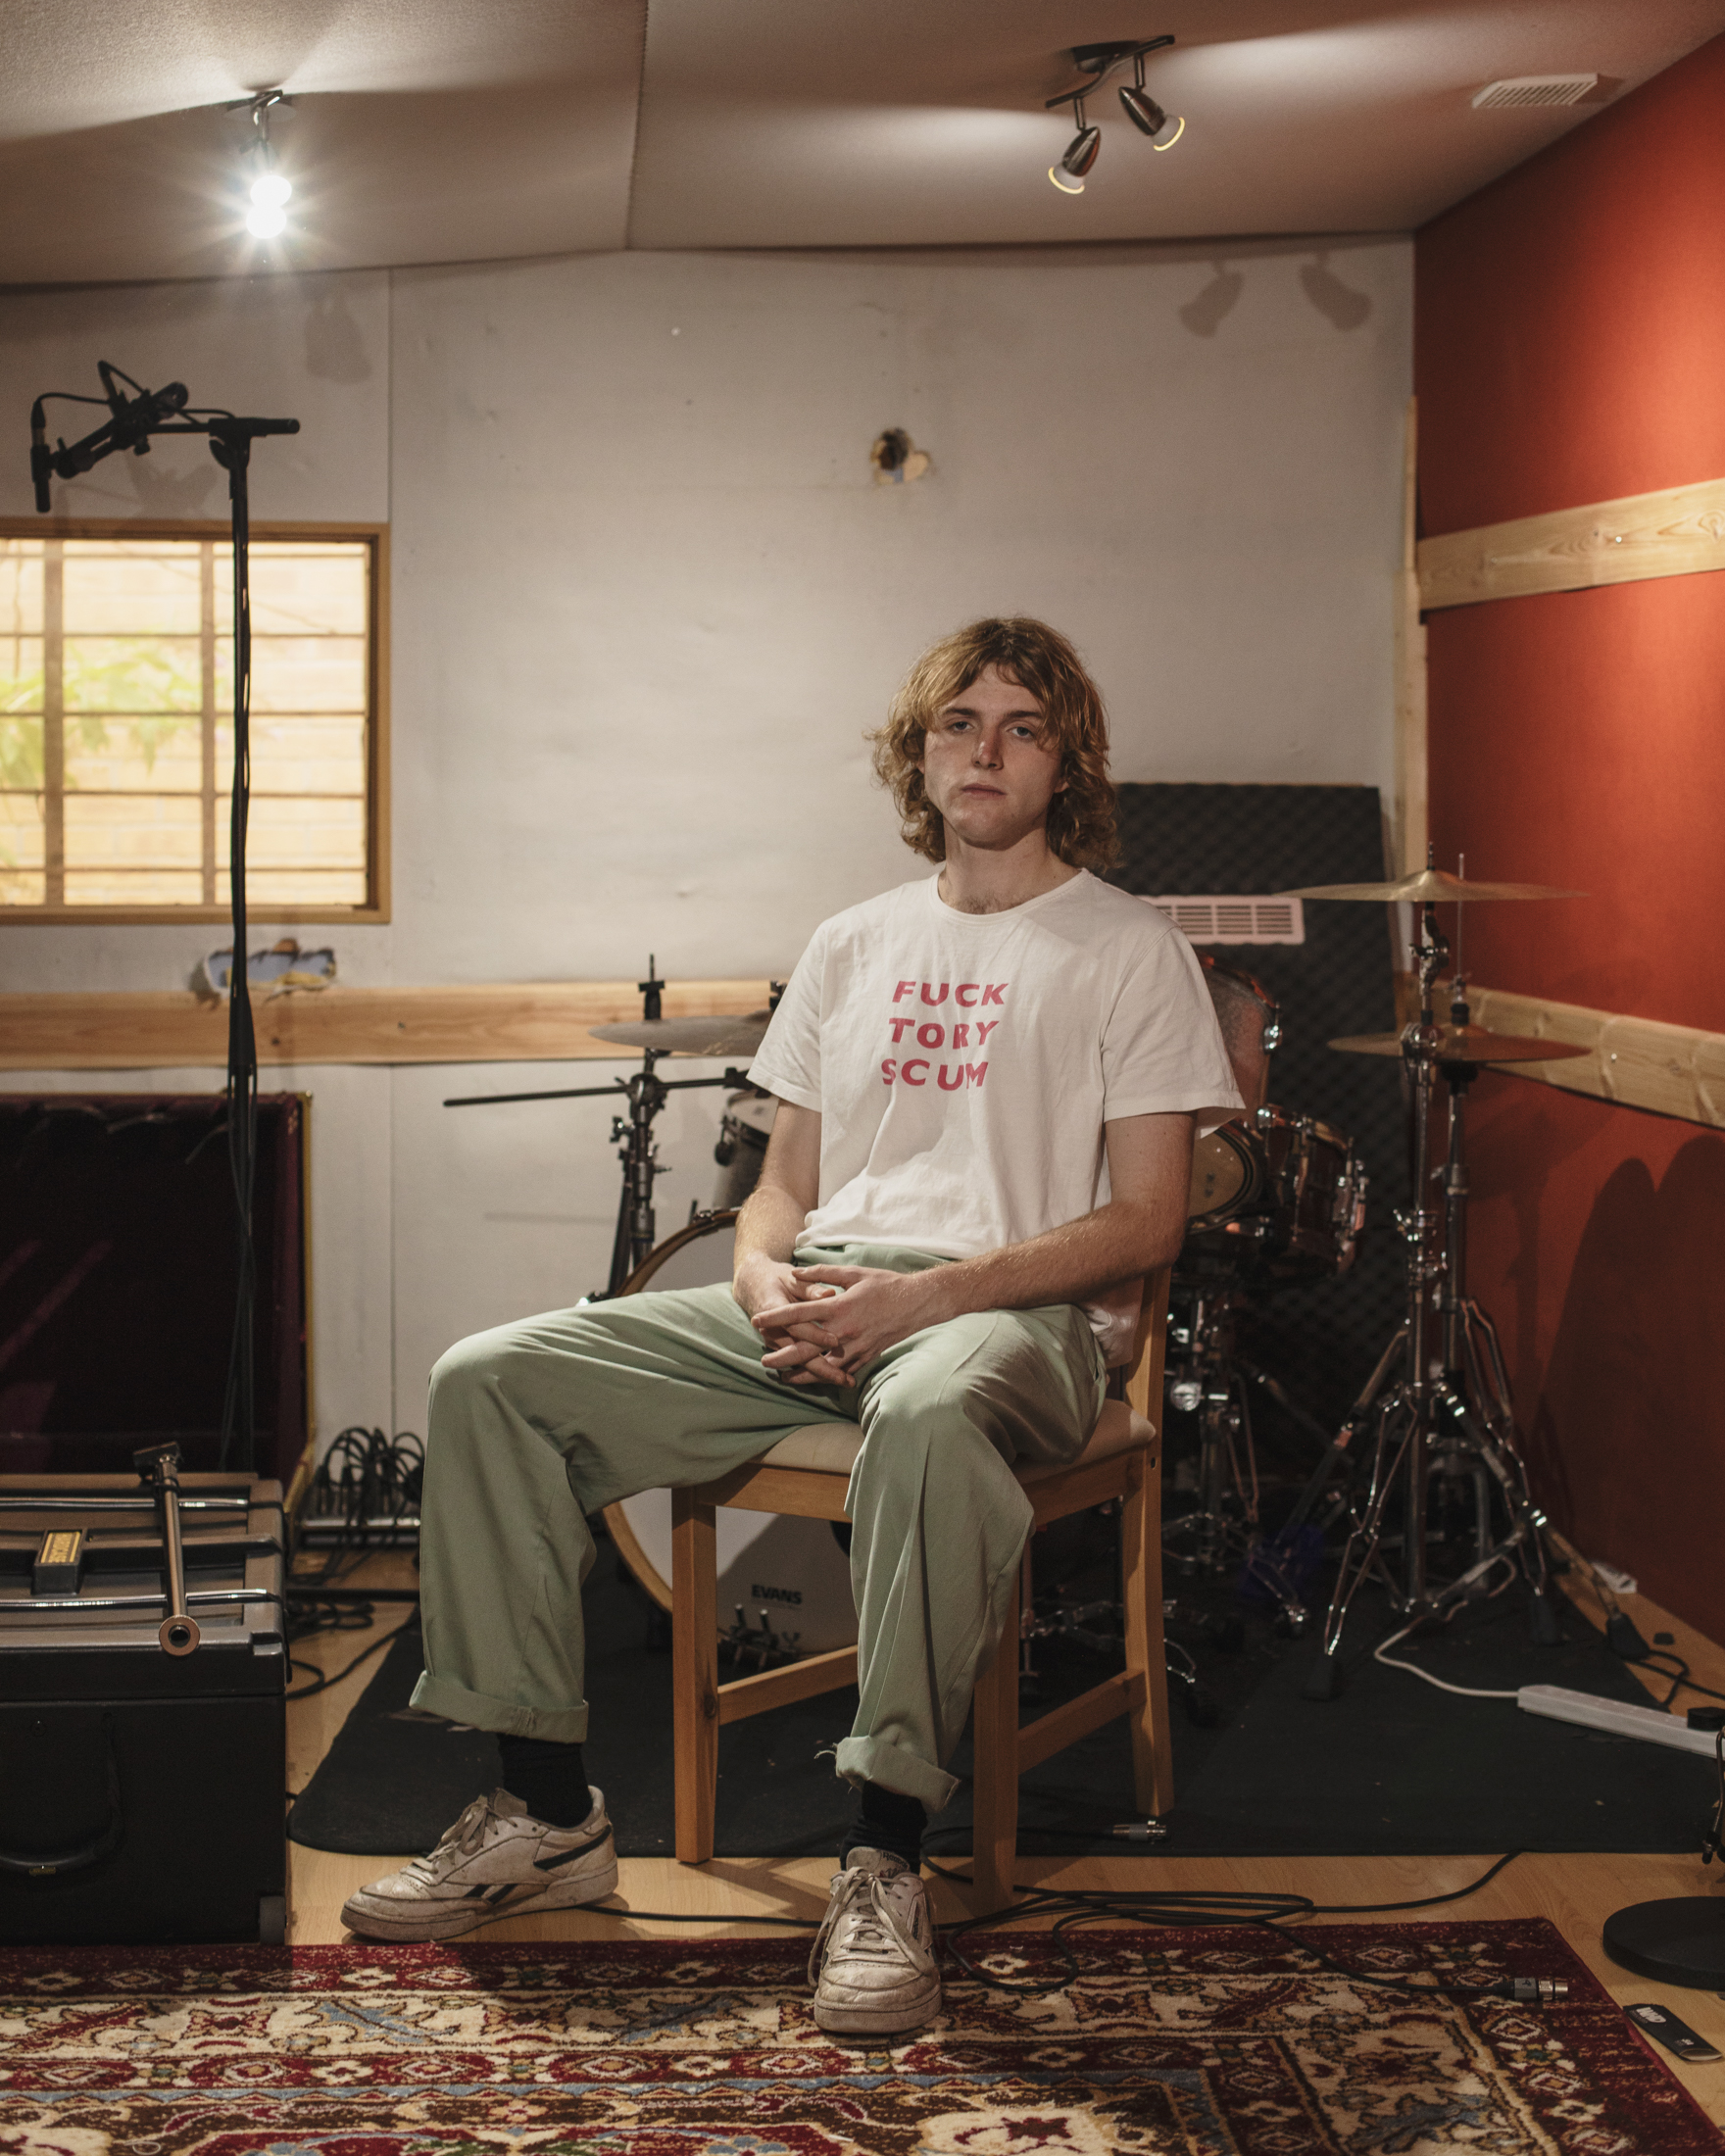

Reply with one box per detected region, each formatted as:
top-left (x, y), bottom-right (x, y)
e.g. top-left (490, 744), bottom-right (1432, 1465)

top-left (0, 517), bottom-right (390, 926)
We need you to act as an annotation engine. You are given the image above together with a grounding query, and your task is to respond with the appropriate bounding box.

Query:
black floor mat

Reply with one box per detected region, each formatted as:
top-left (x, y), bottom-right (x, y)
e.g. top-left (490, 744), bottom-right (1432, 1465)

top-left (288, 1549), bottom-right (1714, 1861)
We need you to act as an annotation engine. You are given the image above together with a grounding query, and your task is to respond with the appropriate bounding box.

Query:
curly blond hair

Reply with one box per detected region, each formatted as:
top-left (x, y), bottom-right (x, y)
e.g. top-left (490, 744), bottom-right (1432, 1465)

top-left (868, 617), bottom-right (1116, 870)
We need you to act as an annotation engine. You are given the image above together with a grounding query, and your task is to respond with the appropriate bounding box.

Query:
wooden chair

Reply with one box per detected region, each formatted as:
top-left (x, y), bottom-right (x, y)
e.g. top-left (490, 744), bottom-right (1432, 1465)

top-left (669, 1269), bottom-right (1173, 1907)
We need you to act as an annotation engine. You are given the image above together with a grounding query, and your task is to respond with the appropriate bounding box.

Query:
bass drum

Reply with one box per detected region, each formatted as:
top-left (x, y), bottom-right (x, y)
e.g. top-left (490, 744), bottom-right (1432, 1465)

top-left (602, 1211), bottom-right (859, 1654)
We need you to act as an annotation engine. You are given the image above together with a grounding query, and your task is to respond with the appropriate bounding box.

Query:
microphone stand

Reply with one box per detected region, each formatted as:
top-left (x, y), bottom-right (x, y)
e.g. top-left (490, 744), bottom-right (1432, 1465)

top-left (29, 364), bottom-right (301, 1472)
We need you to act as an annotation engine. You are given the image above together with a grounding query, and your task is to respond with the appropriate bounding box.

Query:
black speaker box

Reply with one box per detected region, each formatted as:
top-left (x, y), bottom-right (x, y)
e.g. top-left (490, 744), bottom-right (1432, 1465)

top-left (0, 1473), bottom-right (286, 1944)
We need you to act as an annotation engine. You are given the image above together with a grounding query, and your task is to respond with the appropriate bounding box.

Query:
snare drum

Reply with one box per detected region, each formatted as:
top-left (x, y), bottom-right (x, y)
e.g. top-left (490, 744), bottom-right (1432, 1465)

top-left (1184, 1106), bottom-right (1367, 1282)
top-left (603, 1211), bottom-right (858, 1654)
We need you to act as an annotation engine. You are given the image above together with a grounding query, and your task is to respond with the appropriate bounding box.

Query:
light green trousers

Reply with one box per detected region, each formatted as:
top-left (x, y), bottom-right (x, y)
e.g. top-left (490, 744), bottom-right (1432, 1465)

top-left (410, 1244), bottom-right (1106, 1811)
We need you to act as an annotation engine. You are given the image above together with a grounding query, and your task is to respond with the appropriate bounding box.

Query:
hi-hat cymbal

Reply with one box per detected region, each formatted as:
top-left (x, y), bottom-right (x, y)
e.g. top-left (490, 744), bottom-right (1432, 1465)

top-left (1329, 1025), bottom-right (1590, 1065)
top-left (590, 1012), bottom-right (772, 1056)
top-left (1282, 868), bottom-right (1585, 905)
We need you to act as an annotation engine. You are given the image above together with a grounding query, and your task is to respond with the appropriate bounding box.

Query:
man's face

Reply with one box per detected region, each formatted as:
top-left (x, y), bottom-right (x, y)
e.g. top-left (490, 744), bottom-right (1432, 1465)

top-left (916, 664), bottom-right (1065, 854)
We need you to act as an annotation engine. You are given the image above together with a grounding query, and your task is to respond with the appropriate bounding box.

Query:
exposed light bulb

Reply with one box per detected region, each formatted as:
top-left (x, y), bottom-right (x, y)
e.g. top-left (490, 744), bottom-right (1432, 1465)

top-left (246, 202), bottom-right (288, 238)
top-left (1153, 112), bottom-right (1186, 151)
top-left (1048, 165), bottom-right (1086, 195)
top-left (250, 171), bottom-right (292, 208)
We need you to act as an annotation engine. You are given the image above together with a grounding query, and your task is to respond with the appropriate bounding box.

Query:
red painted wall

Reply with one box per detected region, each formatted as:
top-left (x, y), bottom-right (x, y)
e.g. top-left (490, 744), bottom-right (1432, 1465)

top-left (1417, 34), bottom-right (1725, 1636)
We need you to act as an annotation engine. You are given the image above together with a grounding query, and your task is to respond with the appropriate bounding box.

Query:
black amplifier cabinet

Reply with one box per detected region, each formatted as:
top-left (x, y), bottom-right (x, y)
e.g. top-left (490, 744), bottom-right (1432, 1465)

top-left (0, 1473), bottom-right (286, 1944)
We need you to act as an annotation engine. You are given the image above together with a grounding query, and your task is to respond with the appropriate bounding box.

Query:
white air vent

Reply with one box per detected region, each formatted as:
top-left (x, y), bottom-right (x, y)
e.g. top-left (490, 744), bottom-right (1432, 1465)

top-left (1142, 895), bottom-right (1306, 946)
top-left (1471, 74), bottom-right (1599, 111)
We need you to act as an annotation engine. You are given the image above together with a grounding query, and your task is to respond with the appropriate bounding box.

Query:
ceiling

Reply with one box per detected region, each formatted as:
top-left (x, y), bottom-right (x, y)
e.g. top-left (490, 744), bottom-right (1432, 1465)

top-left (2, 0), bottom-right (1722, 284)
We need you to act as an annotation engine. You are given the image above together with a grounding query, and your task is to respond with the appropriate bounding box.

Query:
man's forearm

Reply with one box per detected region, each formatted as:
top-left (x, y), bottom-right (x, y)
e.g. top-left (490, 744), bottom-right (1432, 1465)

top-left (918, 1200), bottom-right (1184, 1324)
top-left (733, 1179), bottom-right (808, 1270)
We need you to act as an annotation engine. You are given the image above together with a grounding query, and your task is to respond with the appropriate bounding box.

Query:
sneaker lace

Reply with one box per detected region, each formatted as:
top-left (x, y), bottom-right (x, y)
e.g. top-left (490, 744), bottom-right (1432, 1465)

top-left (400, 1792), bottom-right (504, 1885)
top-left (808, 1867), bottom-right (937, 1986)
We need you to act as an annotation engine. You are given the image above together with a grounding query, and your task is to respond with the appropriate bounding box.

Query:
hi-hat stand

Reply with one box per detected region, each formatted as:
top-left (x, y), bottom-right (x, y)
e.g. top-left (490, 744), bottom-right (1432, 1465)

top-left (1302, 898), bottom-right (1563, 1698)
top-left (445, 959), bottom-right (753, 1294)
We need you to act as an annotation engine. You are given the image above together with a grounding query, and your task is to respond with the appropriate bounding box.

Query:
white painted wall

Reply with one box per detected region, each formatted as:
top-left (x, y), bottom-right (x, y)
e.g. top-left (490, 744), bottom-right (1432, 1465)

top-left (0, 239), bottom-right (1410, 1449)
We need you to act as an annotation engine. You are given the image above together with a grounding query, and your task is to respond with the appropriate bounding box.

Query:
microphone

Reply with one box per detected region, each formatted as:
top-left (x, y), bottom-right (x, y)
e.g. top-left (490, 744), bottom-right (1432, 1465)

top-left (29, 399), bottom-right (51, 514)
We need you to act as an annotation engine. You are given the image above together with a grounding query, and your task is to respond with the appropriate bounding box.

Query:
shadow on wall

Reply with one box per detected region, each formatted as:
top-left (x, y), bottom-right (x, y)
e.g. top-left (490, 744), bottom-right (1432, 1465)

top-left (1528, 1132), bottom-right (1725, 1628)
top-left (1180, 264), bottom-right (1244, 337)
top-left (1177, 253), bottom-right (1374, 338)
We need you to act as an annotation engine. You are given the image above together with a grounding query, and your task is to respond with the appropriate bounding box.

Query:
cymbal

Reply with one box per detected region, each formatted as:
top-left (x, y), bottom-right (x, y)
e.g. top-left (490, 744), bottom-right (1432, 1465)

top-left (590, 1011), bottom-right (772, 1056)
top-left (1281, 867), bottom-right (1585, 905)
top-left (1329, 1025), bottom-right (1590, 1065)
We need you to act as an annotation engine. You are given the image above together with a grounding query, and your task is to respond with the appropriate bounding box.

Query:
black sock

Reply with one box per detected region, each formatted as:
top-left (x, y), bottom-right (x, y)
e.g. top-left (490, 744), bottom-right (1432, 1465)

top-left (840, 1781), bottom-right (925, 1871)
top-left (497, 1737), bottom-right (592, 1829)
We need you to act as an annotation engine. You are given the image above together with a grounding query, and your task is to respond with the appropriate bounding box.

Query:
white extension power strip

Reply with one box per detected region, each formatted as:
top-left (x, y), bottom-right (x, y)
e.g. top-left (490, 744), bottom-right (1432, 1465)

top-left (1518, 1684), bottom-right (1718, 1756)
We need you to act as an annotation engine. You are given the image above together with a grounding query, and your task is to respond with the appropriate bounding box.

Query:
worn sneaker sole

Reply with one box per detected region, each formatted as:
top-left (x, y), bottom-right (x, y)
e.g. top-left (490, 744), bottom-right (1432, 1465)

top-left (812, 1973), bottom-right (942, 2035)
top-left (341, 1852), bottom-right (619, 1941)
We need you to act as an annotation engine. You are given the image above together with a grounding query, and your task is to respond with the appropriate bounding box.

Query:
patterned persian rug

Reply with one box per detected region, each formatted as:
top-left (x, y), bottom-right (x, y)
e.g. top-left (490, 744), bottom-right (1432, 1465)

top-left (3, 1920), bottom-right (1719, 2155)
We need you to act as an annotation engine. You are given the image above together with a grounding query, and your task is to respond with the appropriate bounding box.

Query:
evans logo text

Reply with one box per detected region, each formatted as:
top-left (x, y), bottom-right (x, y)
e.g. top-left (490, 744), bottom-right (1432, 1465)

top-left (751, 1584), bottom-right (803, 1606)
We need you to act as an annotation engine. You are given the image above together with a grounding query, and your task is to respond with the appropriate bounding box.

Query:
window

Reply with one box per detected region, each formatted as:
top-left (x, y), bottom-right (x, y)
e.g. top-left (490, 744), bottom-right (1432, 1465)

top-left (0, 523), bottom-right (387, 920)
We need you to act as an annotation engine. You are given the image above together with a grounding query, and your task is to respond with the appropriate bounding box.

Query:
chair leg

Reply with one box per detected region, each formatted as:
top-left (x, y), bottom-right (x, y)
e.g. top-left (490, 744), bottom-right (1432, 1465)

top-left (969, 1562), bottom-right (1021, 1909)
top-left (671, 1487), bottom-right (719, 1864)
top-left (1120, 1450), bottom-right (1174, 1817)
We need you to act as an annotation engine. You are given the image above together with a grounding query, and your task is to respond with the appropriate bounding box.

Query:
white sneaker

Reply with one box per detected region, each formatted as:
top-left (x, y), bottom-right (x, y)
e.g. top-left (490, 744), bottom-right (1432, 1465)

top-left (340, 1787), bottom-right (618, 1941)
top-left (809, 1846), bottom-right (942, 2035)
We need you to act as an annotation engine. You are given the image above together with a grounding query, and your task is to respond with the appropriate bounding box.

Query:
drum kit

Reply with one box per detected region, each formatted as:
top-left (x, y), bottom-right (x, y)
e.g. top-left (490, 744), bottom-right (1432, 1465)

top-left (445, 855), bottom-right (1587, 1701)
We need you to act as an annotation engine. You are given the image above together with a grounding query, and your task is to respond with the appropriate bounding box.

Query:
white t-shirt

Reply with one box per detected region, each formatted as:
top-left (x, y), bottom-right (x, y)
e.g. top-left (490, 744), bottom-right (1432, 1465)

top-left (747, 870), bottom-right (1244, 1363)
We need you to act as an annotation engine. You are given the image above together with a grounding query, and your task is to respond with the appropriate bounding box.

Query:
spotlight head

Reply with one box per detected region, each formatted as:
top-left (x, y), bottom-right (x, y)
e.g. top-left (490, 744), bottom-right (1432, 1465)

top-left (246, 203), bottom-right (288, 238)
top-left (1119, 84), bottom-right (1184, 147)
top-left (250, 171), bottom-right (292, 208)
top-left (1054, 122), bottom-right (1100, 186)
top-left (1119, 85), bottom-right (1162, 134)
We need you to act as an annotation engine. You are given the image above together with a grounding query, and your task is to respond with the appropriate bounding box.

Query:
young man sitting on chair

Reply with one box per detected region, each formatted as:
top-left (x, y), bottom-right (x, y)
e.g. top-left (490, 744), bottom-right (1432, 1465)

top-left (343, 616), bottom-right (1241, 2035)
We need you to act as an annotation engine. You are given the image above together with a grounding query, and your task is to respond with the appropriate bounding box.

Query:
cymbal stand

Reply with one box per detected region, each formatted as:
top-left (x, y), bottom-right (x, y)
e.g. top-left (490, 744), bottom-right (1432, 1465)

top-left (1302, 906), bottom-right (1560, 1699)
top-left (443, 957), bottom-right (751, 1294)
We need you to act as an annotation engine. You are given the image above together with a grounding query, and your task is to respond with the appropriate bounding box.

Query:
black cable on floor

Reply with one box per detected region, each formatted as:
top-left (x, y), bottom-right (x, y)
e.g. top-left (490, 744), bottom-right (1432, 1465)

top-left (922, 1848), bottom-right (1531, 1996)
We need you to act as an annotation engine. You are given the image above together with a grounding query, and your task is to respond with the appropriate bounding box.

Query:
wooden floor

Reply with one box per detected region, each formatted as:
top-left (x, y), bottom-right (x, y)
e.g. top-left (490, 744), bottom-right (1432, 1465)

top-left (287, 1553), bottom-right (1725, 2124)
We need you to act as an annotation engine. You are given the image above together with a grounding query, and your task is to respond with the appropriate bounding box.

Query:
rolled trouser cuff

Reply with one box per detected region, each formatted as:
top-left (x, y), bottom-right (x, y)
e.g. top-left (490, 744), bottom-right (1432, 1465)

top-left (833, 1734), bottom-right (959, 1814)
top-left (408, 1669), bottom-right (588, 1743)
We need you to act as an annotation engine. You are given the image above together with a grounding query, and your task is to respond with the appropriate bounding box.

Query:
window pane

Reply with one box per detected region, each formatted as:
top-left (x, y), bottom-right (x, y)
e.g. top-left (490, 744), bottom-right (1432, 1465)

top-left (64, 636), bottom-right (202, 712)
top-left (222, 867), bottom-right (369, 906)
top-left (242, 636), bottom-right (368, 713)
top-left (65, 715), bottom-right (203, 793)
top-left (63, 550), bottom-right (202, 635)
top-left (0, 545), bottom-right (44, 636)
top-left (244, 715), bottom-right (368, 795)
top-left (218, 793), bottom-right (367, 869)
top-left (0, 790), bottom-right (45, 870)
top-left (64, 869), bottom-right (204, 905)
top-left (0, 717), bottom-right (44, 791)
top-left (65, 792), bottom-right (203, 869)
top-left (246, 550), bottom-right (369, 636)
top-left (0, 637), bottom-right (43, 715)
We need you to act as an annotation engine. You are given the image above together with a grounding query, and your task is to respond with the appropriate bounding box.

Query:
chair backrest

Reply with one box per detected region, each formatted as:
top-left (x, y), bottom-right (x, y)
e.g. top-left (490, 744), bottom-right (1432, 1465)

top-left (1123, 1268), bottom-right (1173, 1425)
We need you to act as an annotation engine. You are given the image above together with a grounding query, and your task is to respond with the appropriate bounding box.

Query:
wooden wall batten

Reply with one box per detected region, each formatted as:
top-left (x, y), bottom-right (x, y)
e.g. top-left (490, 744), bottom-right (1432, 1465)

top-left (0, 980), bottom-right (772, 1071)
top-left (1417, 475), bottom-right (1725, 612)
top-left (1461, 983), bottom-right (1725, 1130)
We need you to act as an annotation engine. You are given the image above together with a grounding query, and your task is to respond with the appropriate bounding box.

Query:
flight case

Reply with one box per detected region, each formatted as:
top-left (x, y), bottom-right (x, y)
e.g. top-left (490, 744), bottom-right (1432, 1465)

top-left (0, 1456), bottom-right (287, 1943)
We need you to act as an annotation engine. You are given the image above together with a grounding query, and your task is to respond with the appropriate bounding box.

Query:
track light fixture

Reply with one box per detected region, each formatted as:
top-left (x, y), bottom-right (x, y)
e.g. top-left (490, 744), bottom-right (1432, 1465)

top-left (223, 90), bottom-right (296, 239)
top-left (1045, 37), bottom-right (1182, 193)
